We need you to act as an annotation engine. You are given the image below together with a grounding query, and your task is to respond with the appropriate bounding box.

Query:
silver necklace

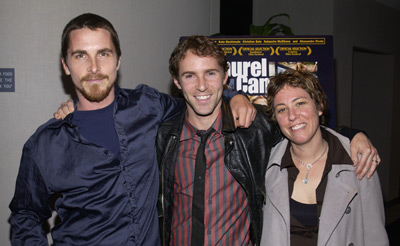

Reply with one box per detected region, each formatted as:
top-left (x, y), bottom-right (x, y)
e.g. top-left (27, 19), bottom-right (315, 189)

top-left (290, 142), bottom-right (328, 184)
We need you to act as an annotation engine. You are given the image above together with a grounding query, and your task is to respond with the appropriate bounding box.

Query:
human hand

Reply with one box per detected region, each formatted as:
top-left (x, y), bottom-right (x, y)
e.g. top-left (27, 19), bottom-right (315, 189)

top-left (229, 94), bottom-right (256, 128)
top-left (350, 132), bottom-right (380, 180)
top-left (53, 99), bottom-right (75, 120)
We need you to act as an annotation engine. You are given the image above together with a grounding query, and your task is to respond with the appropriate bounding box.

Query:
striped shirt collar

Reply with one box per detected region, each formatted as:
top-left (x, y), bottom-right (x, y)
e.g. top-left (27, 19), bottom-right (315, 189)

top-left (180, 110), bottom-right (223, 141)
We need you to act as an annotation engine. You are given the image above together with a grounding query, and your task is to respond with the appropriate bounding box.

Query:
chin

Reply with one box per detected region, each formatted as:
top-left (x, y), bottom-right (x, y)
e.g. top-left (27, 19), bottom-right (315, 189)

top-left (82, 87), bottom-right (112, 102)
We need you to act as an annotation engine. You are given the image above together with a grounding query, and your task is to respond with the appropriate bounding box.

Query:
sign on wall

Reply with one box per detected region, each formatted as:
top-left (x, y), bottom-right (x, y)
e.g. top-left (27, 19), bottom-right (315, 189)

top-left (210, 36), bottom-right (336, 127)
top-left (0, 68), bottom-right (15, 92)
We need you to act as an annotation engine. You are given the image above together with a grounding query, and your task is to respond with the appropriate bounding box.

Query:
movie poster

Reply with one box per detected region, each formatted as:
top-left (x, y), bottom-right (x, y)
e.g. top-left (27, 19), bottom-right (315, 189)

top-left (210, 36), bottom-right (336, 127)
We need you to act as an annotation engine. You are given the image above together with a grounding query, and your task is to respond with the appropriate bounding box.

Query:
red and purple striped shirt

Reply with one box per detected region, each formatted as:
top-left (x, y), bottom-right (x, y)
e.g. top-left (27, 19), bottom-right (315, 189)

top-left (170, 111), bottom-right (252, 246)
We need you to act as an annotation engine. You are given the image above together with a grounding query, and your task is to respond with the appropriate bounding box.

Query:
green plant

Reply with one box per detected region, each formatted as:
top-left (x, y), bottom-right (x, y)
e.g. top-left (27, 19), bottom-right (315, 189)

top-left (249, 13), bottom-right (294, 35)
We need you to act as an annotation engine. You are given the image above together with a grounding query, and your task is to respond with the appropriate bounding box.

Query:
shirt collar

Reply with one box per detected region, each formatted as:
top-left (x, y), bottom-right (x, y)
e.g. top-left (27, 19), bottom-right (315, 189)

top-left (180, 110), bottom-right (223, 141)
top-left (49, 85), bottom-right (124, 129)
top-left (280, 127), bottom-right (353, 171)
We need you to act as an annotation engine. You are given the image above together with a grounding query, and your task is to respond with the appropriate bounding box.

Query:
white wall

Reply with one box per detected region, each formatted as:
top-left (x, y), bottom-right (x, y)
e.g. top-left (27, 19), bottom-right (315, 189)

top-left (0, 0), bottom-right (218, 244)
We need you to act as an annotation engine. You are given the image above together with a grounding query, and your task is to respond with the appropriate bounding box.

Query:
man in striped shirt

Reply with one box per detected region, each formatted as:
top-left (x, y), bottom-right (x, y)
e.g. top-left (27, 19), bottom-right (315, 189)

top-left (157, 35), bottom-right (282, 246)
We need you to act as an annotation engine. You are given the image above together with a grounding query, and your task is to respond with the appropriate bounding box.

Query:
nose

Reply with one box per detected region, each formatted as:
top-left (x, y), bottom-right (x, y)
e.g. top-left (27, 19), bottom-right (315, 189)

top-left (196, 76), bottom-right (208, 91)
top-left (288, 108), bottom-right (298, 121)
top-left (87, 57), bottom-right (99, 74)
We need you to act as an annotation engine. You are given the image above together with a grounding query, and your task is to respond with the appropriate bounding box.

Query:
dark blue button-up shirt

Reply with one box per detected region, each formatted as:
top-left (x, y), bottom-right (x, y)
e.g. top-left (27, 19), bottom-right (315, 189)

top-left (9, 85), bottom-right (184, 246)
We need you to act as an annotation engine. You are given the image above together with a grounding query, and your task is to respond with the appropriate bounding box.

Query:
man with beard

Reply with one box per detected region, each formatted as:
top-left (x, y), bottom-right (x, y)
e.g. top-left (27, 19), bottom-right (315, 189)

top-left (8, 13), bottom-right (255, 246)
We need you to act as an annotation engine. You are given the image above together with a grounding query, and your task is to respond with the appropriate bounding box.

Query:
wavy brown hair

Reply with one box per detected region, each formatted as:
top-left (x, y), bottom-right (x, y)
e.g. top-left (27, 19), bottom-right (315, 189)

top-left (169, 35), bottom-right (229, 78)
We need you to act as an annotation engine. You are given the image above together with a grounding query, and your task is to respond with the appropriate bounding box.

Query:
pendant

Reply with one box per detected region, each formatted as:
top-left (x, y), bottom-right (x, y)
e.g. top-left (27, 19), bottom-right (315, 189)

top-left (303, 164), bottom-right (312, 184)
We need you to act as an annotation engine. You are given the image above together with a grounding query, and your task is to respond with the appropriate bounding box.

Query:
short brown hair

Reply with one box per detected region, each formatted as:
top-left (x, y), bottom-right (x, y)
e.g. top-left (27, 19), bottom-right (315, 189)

top-left (266, 69), bottom-right (329, 125)
top-left (169, 35), bottom-right (229, 78)
top-left (61, 13), bottom-right (121, 61)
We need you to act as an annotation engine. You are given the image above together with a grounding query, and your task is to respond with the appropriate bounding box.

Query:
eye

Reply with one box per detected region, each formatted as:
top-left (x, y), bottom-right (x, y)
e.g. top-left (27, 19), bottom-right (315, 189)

top-left (207, 71), bottom-right (216, 76)
top-left (74, 53), bottom-right (86, 59)
top-left (99, 52), bottom-right (110, 57)
top-left (296, 101), bottom-right (306, 107)
top-left (276, 107), bottom-right (286, 113)
top-left (183, 74), bottom-right (194, 80)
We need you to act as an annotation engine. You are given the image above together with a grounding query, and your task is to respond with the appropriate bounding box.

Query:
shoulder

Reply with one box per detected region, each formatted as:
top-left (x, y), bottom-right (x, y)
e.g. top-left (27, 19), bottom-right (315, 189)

top-left (323, 127), bottom-right (350, 151)
top-left (121, 84), bottom-right (168, 101)
top-left (247, 104), bottom-right (281, 143)
top-left (159, 112), bottom-right (183, 134)
top-left (268, 139), bottom-right (289, 167)
top-left (24, 118), bottom-right (67, 150)
top-left (118, 84), bottom-right (171, 114)
top-left (245, 104), bottom-right (272, 128)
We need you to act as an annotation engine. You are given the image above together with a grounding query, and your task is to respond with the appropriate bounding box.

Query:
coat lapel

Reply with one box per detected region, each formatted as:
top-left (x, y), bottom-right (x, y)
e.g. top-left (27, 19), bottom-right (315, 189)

top-left (266, 140), bottom-right (291, 233)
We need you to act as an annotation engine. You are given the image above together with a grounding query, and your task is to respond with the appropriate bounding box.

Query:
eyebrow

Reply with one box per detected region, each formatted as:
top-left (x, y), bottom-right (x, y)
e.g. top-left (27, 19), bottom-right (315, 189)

top-left (274, 96), bottom-right (307, 108)
top-left (70, 48), bottom-right (114, 56)
top-left (181, 68), bottom-right (220, 76)
top-left (205, 68), bottom-right (219, 73)
top-left (180, 71), bottom-right (194, 77)
top-left (98, 48), bottom-right (114, 54)
top-left (70, 50), bottom-right (87, 56)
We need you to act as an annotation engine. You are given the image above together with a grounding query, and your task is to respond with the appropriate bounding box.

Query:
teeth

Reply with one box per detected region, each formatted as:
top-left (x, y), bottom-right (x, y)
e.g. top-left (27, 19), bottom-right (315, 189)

top-left (291, 124), bottom-right (305, 130)
top-left (195, 95), bottom-right (210, 100)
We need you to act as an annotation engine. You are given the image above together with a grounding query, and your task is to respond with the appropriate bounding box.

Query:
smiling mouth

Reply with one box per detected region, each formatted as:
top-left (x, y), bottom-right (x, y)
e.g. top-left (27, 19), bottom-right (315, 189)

top-left (291, 123), bottom-right (305, 131)
top-left (195, 95), bottom-right (211, 100)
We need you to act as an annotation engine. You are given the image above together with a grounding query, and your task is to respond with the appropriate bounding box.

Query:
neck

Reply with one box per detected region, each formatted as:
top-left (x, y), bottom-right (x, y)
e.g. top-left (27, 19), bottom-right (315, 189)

top-left (290, 130), bottom-right (326, 163)
top-left (76, 88), bottom-right (115, 111)
top-left (187, 108), bottom-right (221, 131)
top-left (188, 114), bottom-right (218, 131)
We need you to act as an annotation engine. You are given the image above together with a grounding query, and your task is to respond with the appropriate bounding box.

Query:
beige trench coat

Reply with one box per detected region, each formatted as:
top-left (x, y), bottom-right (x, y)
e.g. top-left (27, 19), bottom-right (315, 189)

top-left (260, 128), bottom-right (389, 246)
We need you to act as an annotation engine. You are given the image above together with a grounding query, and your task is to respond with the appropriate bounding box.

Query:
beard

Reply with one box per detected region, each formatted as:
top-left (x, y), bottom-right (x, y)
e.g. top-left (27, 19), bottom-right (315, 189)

top-left (78, 74), bottom-right (113, 102)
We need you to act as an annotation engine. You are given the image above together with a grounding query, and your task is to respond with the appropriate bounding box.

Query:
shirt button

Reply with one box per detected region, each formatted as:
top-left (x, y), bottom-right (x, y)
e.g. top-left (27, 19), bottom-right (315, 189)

top-left (345, 206), bottom-right (351, 214)
top-left (208, 199), bottom-right (212, 204)
top-left (207, 229), bottom-right (211, 234)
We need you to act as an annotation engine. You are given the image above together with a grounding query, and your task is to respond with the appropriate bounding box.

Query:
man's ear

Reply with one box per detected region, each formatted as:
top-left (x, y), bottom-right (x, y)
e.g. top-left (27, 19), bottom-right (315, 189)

top-left (223, 72), bottom-right (228, 85)
top-left (61, 58), bottom-right (71, 75)
top-left (116, 56), bottom-right (121, 71)
top-left (173, 77), bottom-right (182, 90)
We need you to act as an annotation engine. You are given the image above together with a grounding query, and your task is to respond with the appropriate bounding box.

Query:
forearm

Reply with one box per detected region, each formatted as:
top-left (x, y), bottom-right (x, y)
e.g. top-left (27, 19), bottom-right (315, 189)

top-left (335, 125), bottom-right (367, 140)
top-left (222, 87), bottom-right (243, 101)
